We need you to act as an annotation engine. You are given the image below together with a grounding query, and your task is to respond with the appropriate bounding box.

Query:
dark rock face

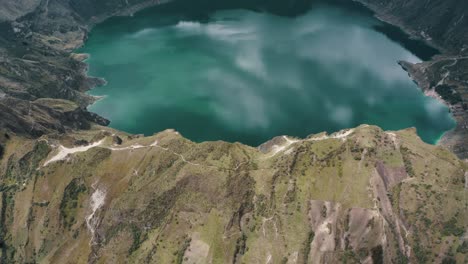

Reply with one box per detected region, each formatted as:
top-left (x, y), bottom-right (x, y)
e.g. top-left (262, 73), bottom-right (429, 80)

top-left (0, 0), bottom-right (162, 138)
top-left (0, 0), bottom-right (41, 22)
top-left (353, 0), bottom-right (468, 158)
top-left (0, 0), bottom-right (466, 157)
top-left (0, 97), bottom-right (109, 137)
top-left (355, 0), bottom-right (468, 53)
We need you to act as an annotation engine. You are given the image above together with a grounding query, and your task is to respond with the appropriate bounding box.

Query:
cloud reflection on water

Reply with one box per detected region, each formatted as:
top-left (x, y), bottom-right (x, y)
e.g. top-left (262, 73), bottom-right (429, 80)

top-left (84, 5), bottom-right (455, 145)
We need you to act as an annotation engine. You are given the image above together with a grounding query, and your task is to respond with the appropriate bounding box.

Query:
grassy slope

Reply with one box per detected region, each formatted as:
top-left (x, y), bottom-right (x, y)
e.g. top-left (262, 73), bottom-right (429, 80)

top-left (0, 125), bottom-right (466, 263)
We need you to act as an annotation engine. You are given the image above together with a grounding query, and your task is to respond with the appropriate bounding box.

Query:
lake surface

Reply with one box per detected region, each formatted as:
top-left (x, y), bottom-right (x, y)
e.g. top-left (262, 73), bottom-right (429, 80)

top-left (81, 0), bottom-right (455, 146)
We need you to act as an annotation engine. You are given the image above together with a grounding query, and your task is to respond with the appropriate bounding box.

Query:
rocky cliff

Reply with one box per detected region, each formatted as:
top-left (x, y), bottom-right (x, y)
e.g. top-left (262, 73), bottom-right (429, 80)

top-left (356, 0), bottom-right (468, 53)
top-left (0, 125), bottom-right (466, 263)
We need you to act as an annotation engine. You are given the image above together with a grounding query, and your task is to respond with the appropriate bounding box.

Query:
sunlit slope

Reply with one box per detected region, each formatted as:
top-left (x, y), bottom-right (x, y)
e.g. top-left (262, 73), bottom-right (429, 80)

top-left (0, 125), bottom-right (466, 263)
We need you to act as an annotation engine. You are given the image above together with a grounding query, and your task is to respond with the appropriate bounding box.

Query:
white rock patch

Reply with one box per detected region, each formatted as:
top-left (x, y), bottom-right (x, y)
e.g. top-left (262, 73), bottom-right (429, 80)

top-left (86, 187), bottom-right (106, 245)
top-left (308, 129), bottom-right (354, 142)
top-left (43, 139), bottom-right (105, 166)
top-left (267, 136), bottom-right (299, 157)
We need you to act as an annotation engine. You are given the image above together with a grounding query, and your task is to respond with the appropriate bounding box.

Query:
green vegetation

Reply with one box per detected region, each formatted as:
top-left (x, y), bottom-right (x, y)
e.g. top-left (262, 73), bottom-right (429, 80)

top-left (435, 85), bottom-right (463, 105)
top-left (413, 231), bottom-right (429, 263)
top-left (129, 224), bottom-right (145, 254)
top-left (233, 232), bottom-right (247, 262)
top-left (441, 217), bottom-right (464, 237)
top-left (176, 236), bottom-right (191, 264)
top-left (389, 183), bottom-right (402, 210)
top-left (441, 257), bottom-right (456, 264)
top-left (0, 144), bottom-right (4, 160)
top-left (302, 231), bottom-right (315, 263)
top-left (395, 251), bottom-right (409, 264)
top-left (457, 241), bottom-right (468, 254)
top-left (371, 245), bottom-right (384, 264)
top-left (341, 251), bottom-right (360, 263)
top-left (400, 146), bottom-right (415, 177)
top-left (0, 126), bottom-right (466, 263)
top-left (59, 179), bottom-right (87, 229)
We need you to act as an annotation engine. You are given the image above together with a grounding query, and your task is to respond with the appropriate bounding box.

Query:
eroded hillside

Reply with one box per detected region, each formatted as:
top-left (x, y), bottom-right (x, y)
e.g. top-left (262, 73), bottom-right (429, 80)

top-left (0, 125), bottom-right (466, 263)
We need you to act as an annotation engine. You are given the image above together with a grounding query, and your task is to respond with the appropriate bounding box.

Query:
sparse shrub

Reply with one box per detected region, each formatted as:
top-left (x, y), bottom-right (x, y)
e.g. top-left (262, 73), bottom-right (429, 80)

top-left (176, 236), bottom-right (191, 264)
top-left (457, 241), bottom-right (468, 254)
top-left (321, 205), bottom-right (327, 218)
top-left (435, 85), bottom-right (462, 105)
top-left (413, 233), bottom-right (429, 263)
top-left (302, 231), bottom-right (315, 263)
top-left (441, 217), bottom-right (464, 236)
top-left (59, 179), bottom-right (87, 229)
top-left (233, 232), bottom-right (247, 262)
top-left (400, 147), bottom-right (415, 177)
top-left (441, 257), bottom-right (456, 264)
top-left (371, 245), bottom-right (384, 264)
top-left (341, 250), bottom-right (359, 263)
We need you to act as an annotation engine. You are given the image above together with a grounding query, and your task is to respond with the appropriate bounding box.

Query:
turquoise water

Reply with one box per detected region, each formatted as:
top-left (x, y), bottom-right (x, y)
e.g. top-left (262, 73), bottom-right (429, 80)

top-left (81, 1), bottom-right (455, 146)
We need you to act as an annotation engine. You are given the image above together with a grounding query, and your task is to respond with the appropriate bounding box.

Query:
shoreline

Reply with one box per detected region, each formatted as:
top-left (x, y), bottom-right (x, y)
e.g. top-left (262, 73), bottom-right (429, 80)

top-left (398, 59), bottom-right (466, 157)
top-left (3, 0), bottom-right (463, 157)
top-left (355, 1), bottom-right (466, 157)
top-left (78, 2), bottom-right (458, 150)
top-left (351, 0), bottom-right (448, 54)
